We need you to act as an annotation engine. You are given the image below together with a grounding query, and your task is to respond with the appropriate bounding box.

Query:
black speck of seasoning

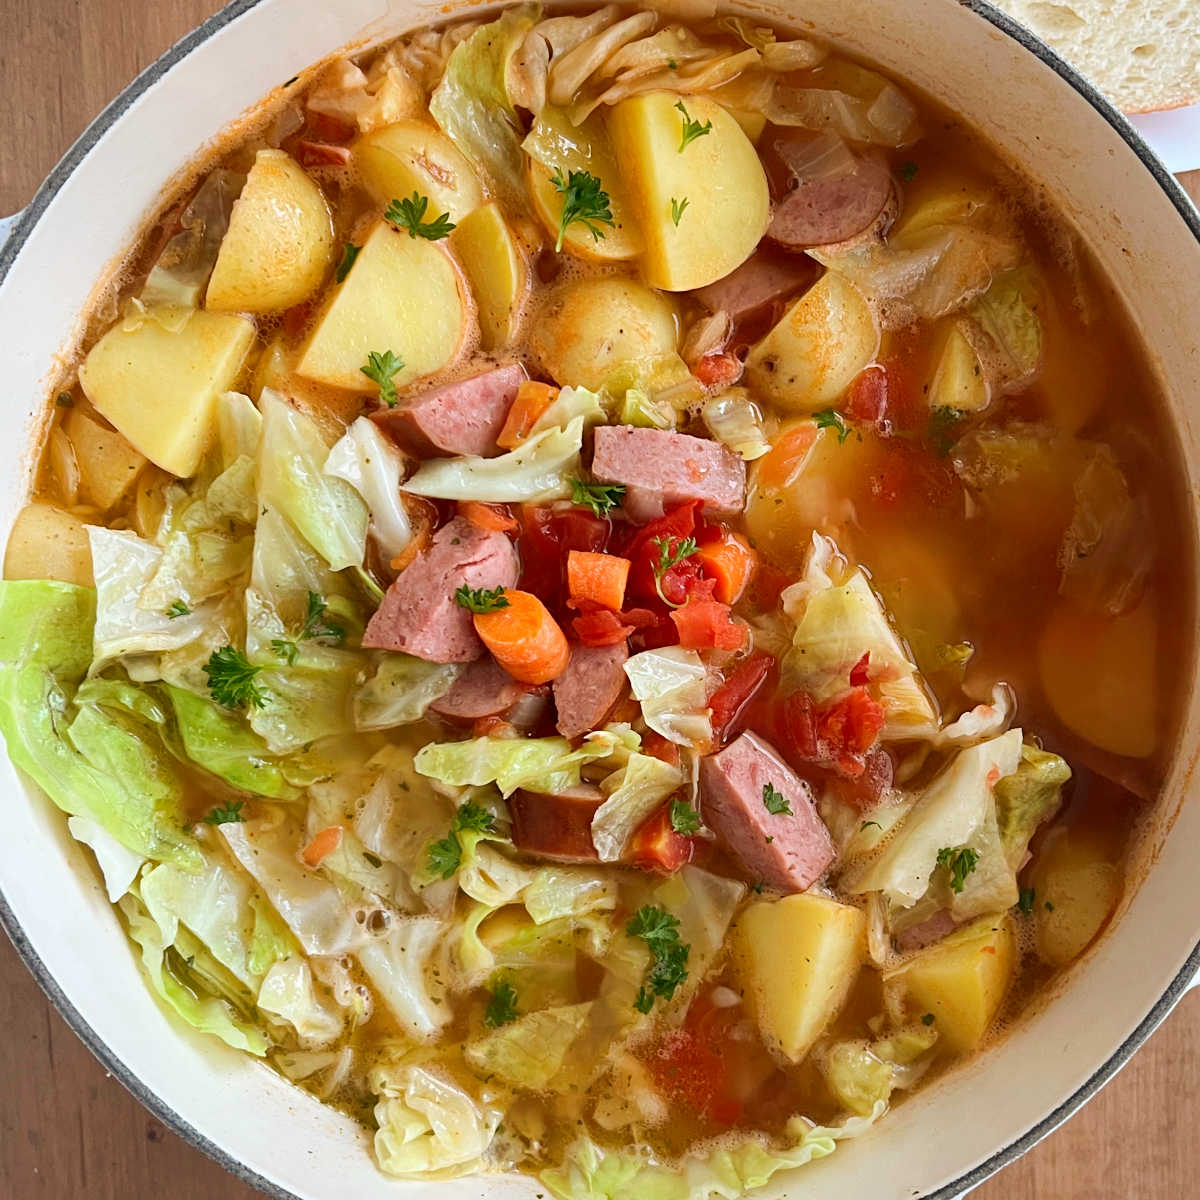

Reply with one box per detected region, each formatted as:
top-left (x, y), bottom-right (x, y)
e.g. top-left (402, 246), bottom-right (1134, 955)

top-left (763, 359), bottom-right (776, 373)
top-left (765, 836), bottom-right (774, 844)
top-left (451, 537), bottom-right (461, 545)
top-left (283, 74), bottom-right (299, 87)
top-left (55, 391), bottom-right (74, 408)
top-left (1045, 900), bottom-right (1055, 911)
top-left (922, 1012), bottom-right (935, 1026)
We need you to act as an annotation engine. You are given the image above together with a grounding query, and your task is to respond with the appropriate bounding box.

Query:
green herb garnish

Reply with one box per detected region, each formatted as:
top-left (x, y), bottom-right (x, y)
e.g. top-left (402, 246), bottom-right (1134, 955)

top-left (484, 980), bottom-right (520, 1028)
top-left (361, 349), bottom-right (405, 407)
top-left (675, 100), bottom-right (712, 151)
top-left (627, 905), bottom-right (690, 1014)
top-left (455, 585), bottom-right (510, 614)
top-left (55, 391), bottom-right (74, 408)
top-left (203, 800), bottom-right (245, 826)
top-left (669, 799), bottom-right (701, 836)
top-left (650, 534), bottom-right (700, 606)
top-left (385, 191), bottom-right (456, 241)
top-left (762, 782), bottom-right (792, 817)
top-left (901, 161), bottom-right (919, 182)
top-left (426, 801), bottom-right (498, 880)
top-left (921, 1012), bottom-right (936, 1026)
top-left (1017, 887), bottom-right (1036, 916)
top-left (669, 196), bottom-right (689, 226)
top-left (570, 477), bottom-right (626, 518)
top-left (271, 591), bottom-right (345, 665)
top-left (813, 408), bottom-right (852, 444)
top-left (549, 168), bottom-right (615, 252)
top-left (936, 845), bottom-right (980, 894)
top-left (203, 646), bottom-right (267, 711)
top-left (335, 241), bottom-right (361, 282)
top-left (165, 599), bottom-right (192, 619)
top-left (928, 405), bottom-right (964, 457)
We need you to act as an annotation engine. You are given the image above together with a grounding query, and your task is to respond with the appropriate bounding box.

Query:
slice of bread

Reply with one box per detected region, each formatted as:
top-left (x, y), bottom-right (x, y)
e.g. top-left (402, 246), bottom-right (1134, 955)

top-left (991, 0), bottom-right (1200, 113)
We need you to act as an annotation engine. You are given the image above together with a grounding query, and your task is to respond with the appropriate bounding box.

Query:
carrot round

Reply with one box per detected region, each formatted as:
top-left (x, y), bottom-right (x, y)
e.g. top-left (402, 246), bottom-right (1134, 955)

top-left (567, 550), bottom-right (631, 612)
top-left (302, 825), bottom-right (343, 868)
top-left (497, 381), bottom-right (559, 450)
top-left (695, 530), bottom-right (757, 604)
top-left (473, 589), bottom-right (571, 684)
top-left (458, 500), bottom-right (519, 533)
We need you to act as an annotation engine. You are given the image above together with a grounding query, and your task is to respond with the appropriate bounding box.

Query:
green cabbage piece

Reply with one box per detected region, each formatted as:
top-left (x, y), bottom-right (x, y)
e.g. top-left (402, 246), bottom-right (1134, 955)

top-left (465, 1002), bottom-right (593, 1090)
top-left (67, 815), bottom-right (146, 901)
top-left (415, 725), bottom-right (638, 797)
top-left (969, 268), bottom-right (1042, 390)
top-left (995, 743), bottom-right (1070, 870)
top-left (623, 647), bottom-right (712, 748)
top-left (257, 958), bottom-right (344, 1047)
top-left (258, 389), bottom-right (368, 572)
top-left (429, 6), bottom-right (538, 212)
top-left (822, 1025), bottom-right (938, 1116)
top-left (353, 654), bottom-right (463, 731)
top-left (324, 416), bottom-right (412, 562)
top-left (591, 752), bottom-right (683, 862)
top-left (541, 1102), bottom-right (885, 1199)
top-left (524, 867), bottom-right (619, 926)
top-left (618, 386), bottom-right (677, 430)
top-left (370, 1062), bottom-right (503, 1179)
top-left (217, 390), bottom-right (262, 467)
top-left (702, 389), bottom-right (771, 460)
top-left (358, 917), bottom-right (452, 1040)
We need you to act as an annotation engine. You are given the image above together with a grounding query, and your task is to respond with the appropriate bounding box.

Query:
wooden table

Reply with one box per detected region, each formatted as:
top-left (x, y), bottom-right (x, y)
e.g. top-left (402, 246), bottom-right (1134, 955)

top-left (1, 1), bottom-right (1199, 1196)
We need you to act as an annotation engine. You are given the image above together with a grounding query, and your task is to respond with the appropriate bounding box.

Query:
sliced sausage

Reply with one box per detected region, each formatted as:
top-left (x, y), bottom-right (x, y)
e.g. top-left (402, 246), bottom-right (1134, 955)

top-left (509, 785), bottom-right (604, 861)
top-left (430, 654), bottom-right (524, 720)
top-left (693, 249), bottom-right (819, 322)
top-left (362, 517), bottom-right (519, 662)
top-left (552, 642), bottom-right (629, 739)
top-left (765, 131), bottom-right (894, 251)
top-left (894, 909), bottom-right (958, 953)
top-left (590, 426), bottom-right (746, 523)
top-left (374, 363), bottom-right (525, 458)
top-left (700, 731), bottom-right (835, 893)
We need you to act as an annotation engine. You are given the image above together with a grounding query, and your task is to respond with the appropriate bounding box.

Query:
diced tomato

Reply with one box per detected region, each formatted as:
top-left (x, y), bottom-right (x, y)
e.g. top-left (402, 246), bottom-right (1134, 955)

top-left (307, 111), bottom-right (356, 143)
top-left (709, 654), bottom-right (774, 745)
top-left (844, 364), bottom-right (888, 424)
top-left (849, 651), bottom-right (871, 686)
top-left (747, 560), bottom-right (792, 610)
top-left (295, 140), bottom-right (352, 167)
top-left (670, 596), bottom-right (746, 651)
top-left (628, 804), bottom-right (694, 874)
top-left (571, 605), bottom-right (657, 647)
top-left (642, 731), bottom-right (681, 768)
top-left (621, 501), bottom-right (702, 603)
top-left (780, 686), bottom-right (886, 778)
top-left (693, 352), bottom-right (742, 389)
top-left (869, 438), bottom-right (962, 511)
top-left (641, 1007), bottom-right (743, 1126)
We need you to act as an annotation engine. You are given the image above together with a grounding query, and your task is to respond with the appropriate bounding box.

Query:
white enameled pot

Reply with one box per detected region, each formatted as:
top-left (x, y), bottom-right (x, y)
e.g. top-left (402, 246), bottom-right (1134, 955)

top-left (1, 2), bottom-right (1199, 1197)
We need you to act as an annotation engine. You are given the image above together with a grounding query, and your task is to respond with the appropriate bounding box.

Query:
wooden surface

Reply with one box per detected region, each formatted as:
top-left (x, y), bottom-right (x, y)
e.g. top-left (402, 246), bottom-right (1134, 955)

top-left (1, 1), bottom-right (1199, 1197)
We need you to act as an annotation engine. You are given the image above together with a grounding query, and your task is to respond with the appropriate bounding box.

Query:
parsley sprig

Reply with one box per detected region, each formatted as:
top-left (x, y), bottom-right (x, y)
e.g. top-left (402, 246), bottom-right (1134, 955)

top-left (361, 349), bottom-right (405, 407)
top-left (627, 905), bottom-right (690, 1014)
top-left (675, 101), bottom-right (712, 151)
top-left (762, 782), bottom-right (792, 816)
top-left (484, 979), bottom-right (520, 1028)
top-left (670, 196), bottom-right (689, 227)
top-left (928, 405), bottom-right (964, 457)
top-left (669, 799), bottom-right (701, 836)
top-left (202, 800), bottom-right (246, 826)
top-left (1017, 887), bottom-right (1036, 916)
top-left (936, 845), bottom-right (980, 893)
top-left (549, 168), bottom-right (615, 252)
top-left (426, 801), bottom-right (497, 880)
top-left (570, 478), bottom-right (626, 518)
top-left (335, 242), bottom-right (360, 282)
top-left (650, 534), bottom-right (699, 606)
top-left (272, 591), bottom-right (346, 666)
top-left (204, 646), bottom-right (267, 711)
top-left (813, 409), bottom-right (852, 444)
top-left (165, 599), bottom-right (192, 619)
top-left (385, 191), bottom-right (456, 240)
top-left (455, 586), bottom-right (510, 614)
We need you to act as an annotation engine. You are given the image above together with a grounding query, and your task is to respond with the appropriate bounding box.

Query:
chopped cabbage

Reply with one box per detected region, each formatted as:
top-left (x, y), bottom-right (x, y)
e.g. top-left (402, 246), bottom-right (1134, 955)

top-left (623, 647), bottom-right (712, 748)
top-left (994, 743), bottom-right (1070, 869)
top-left (530, 384), bottom-right (608, 434)
top-left (370, 1063), bottom-right (502, 1179)
top-left (702, 389), bottom-right (771, 460)
top-left (429, 7), bottom-right (538, 211)
top-left (67, 815), bottom-right (145, 902)
top-left (324, 417), bottom-right (413, 562)
top-left (524, 867), bottom-right (619, 925)
top-left (822, 1024), bottom-right (938, 1115)
top-left (591, 753), bottom-right (683, 862)
top-left (258, 390), bottom-right (368, 572)
top-left (257, 959), bottom-right (345, 1048)
top-left (465, 1002), bottom-right (593, 1089)
top-left (357, 917), bottom-right (452, 1040)
top-left (353, 654), bottom-right (463, 731)
top-left (968, 268), bottom-right (1042, 393)
top-left (217, 390), bottom-right (262, 467)
top-left (541, 1102), bottom-right (884, 1200)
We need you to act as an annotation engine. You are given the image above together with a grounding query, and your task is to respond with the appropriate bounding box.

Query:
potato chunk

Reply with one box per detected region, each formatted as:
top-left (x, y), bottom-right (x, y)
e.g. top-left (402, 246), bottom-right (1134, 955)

top-left (732, 892), bottom-right (867, 1063)
top-left (451, 203), bottom-right (527, 350)
top-left (206, 149), bottom-right (334, 312)
top-left (79, 308), bottom-right (255, 477)
top-left (65, 409), bottom-right (147, 511)
top-left (883, 915), bottom-right (1015, 1053)
top-left (296, 220), bottom-right (469, 393)
top-left (608, 91), bottom-right (769, 290)
top-left (356, 120), bottom-right (483, 222)
top-left (4, 503), bottom-right (93, 586)
top-left (744, 270), bottom-right (880, 410)
top-left (1032, 828), bottom-right (1121, 967)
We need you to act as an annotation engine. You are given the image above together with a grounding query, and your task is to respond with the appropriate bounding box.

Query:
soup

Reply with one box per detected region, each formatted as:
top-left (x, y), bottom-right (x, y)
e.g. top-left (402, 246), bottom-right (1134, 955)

top-left (0, 4), bottom-right (1188, 1194)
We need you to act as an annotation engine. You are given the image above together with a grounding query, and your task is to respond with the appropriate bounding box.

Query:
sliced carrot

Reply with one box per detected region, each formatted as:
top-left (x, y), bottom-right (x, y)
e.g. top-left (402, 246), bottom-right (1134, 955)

top-left (458, 501), bottom-right (518, 533)
top-left (497, 381), bottom-right (559, 450)
top-left (389, 496), bottom-right (437, 572)
top-left (756, 422), bottom-right (819, 492)
top-left (473, 589), bottom-right (571, 684)
top-left (302, 825), bottom-right (343, 868)
top-left (567, 550), bottom-right (631, 612)
top-left (695, 530), bottom-right (757, 605)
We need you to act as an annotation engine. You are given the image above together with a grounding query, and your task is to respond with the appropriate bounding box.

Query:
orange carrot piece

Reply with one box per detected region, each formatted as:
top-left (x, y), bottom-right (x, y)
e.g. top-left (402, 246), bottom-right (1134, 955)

top-left (756, 422), bottom-right (819, 492)
top-left (567, 550), bottom-right (631, 612)
top-left (497, 381), bottom-right (559, 450)
top-left (302, 825), bottom-right (343, 868)
top-left (458, 501), bottom-right (519, 533)
top-left (695, 530), bottom-right (757, 604)
top-left (473, 589), bottom-right (571, 684)
top-left (389, 495), bottom-right (437, 572)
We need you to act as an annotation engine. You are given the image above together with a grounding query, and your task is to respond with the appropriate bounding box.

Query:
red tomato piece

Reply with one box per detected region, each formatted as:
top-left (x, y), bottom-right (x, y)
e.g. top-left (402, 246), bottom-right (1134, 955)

top-left (670, 596), bottom-right (746, 650)
top-left (844, 364), bottom-right (888, 424)
top-left (780, 686), bottom-right (886, 778)
top-left (693, 351), bottom-right (743, 389)
top-left (642, 1022), bottom-right (743, 1127)
top-left (622, 501), bottom-right (702, 603)
top-left (709, 654), bottom-right (774, 745)
top-left (849, 651), bottom-right (871, 686)
top-left (628, 804), bottom-right (694, 874)
top-left (642, 731), bottom-right (682, 768)
top-left (571, 606), bottom-right (657, 647)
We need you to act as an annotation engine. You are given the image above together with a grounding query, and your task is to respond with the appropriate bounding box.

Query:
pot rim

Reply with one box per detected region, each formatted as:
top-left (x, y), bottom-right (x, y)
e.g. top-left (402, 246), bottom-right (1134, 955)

top-left (0, 1), bottom-right (1198, 1198)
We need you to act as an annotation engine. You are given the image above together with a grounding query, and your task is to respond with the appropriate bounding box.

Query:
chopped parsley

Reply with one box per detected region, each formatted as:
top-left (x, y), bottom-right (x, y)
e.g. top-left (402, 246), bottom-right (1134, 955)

top-left (900, 160), bottom-right (919, 182)
top-left (762, 782), bottom-right (792, 817)
top-left (335, 241), bottom-right (361, 282)
top-left (385, 191), bottom-right (455, 241)
top-left (813, 408), bottom-right (852, 444)
top-left (165, 599), bottom-right (192, 619)
top-left (928, 405), bottom-right (964, 457)
top-left (455, 585), bottom-right (510, 614)
top-left (669, 799), bottom-right (701, 836)
top-left (921, 1012), bottom-right (936, 1026)
top-left (203, 646), bottom-right (267, 711)
top-left (549, 168), bottom-right (615, 252)
top-left (861, 820), bottom-right (882, 832)
top-left (484, 980), bottom-right (520, 1028)
top-left (202, 800), bottom-right (245, 826)
top-left (669, 196), bottom-right (689, 226)
top-left (55, 391), bottom-right (74, 408)
top-left (271, 591), bottom-right (346, 665)
top-left (360, 349), bottom-right (405, 407)
top-left (936, 845), bottom-right (980, 894)
top-left (1017, 887), bottom-right (1036, 916)
top-left (650, 534), bottom-right (700, 606)
top-left (362, 850), bottom-right (383, 869)
top-left (426, 801), bottom-right (498, 880)
top-left (570, 477), bottom-right (626, 518)
top-left (675, 100), bottom-right (712, 151)
top-left (626, 905), bottom-right (690, 1014)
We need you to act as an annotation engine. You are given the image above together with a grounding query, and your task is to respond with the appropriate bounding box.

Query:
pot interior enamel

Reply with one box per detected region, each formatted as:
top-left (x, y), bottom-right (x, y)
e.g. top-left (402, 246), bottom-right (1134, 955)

top-left (1, 1), bottom-right (1198, 1197)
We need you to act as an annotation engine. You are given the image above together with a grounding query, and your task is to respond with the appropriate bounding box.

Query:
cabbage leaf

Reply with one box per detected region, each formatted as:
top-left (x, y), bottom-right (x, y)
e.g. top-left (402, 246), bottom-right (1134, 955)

top-left (465, 1002), bottom-right (593, 1089)
top-left (623, 647), bottom-right (712, 748)
top-left (591, 753), bottom-right (682, 862)
top-left (994, 743), bottom-right (1070, 869)
top-left (354, 654), bottom-right (462, 731)
top-left (357, 917), bottom-right (452, 1040)
top-left (257, 959), bottom-right (345, 1048)
top-left (325, 417), bottom-right (412, 562)
top-left (67, 815), bottom-right (145, 902)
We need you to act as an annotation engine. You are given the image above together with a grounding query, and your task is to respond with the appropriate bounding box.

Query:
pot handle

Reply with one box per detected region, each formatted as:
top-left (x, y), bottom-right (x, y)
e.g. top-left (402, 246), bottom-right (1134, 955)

top-left (0, 209), bottom-right (24, 254)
